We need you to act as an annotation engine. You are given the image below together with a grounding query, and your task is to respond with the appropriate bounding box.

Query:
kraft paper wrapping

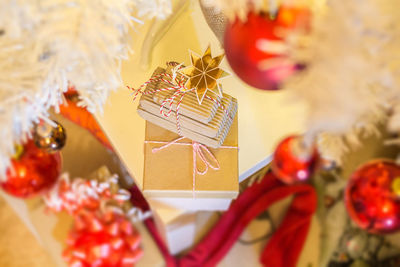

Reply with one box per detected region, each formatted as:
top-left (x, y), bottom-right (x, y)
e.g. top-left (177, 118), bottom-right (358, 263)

top-left (143, 113), bottom-right (238, 199)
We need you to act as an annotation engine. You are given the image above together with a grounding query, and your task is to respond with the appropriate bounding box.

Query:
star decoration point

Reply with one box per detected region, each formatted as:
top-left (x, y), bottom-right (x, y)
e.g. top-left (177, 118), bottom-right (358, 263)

top-left (180, 46), bottom-right (230, 104)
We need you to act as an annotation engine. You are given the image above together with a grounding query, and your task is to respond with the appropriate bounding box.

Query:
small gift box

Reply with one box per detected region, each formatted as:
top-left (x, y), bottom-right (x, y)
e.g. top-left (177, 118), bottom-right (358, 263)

top-left (143, 112), bottom-right (238, 207)
top-left (137, 65), bottom-right (237, 149)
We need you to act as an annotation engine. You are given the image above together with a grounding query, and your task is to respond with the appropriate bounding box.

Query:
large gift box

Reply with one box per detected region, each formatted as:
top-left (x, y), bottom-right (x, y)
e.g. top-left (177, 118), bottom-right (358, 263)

top-left (153, 208), bottom-right (197, 255)
top-left (142, 112), bottom-right (238, 209)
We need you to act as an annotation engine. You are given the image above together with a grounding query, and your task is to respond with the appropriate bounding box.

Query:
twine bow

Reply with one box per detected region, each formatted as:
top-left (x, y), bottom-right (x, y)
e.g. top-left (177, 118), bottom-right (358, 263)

top-left (147, 136), bottom-right (226, 198)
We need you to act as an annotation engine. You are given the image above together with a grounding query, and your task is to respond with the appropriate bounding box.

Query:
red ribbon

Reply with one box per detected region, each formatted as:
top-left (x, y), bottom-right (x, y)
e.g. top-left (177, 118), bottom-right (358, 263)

top-left (130, 171), bottom-right (317, 267)
top-left (63, 211), bottom-right (143, 267)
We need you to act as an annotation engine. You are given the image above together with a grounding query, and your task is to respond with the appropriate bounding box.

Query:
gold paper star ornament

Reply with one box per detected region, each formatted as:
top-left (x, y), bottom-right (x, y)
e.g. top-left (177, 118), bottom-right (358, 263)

top-left (180, 46), bottom-right (230, 104)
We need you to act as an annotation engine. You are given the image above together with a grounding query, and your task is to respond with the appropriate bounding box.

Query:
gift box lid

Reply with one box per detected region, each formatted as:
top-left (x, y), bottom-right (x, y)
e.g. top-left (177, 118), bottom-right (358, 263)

top-left (151, 67), bottom-right (220, 124)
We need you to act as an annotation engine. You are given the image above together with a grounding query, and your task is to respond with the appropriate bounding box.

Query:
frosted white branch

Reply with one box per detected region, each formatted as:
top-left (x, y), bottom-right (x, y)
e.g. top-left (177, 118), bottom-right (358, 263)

top-left (283, 0), bottom-right (400, 164)
top-left (0, 0), bottom-right (171, 178)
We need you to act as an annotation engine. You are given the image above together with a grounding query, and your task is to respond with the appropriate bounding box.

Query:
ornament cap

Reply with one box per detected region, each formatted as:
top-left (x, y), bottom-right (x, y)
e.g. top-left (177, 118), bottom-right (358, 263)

top-left (12, 144), bottom-right (24, 160)
top-left (289, 135), bottom-right (314, 161)
top-left (392, 177), bottom-right (400, 197)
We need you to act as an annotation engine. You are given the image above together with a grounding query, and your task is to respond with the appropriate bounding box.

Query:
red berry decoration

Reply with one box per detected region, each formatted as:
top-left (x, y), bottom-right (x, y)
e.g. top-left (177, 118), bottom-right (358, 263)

top-left (63, 211), bottom-right (143, 267)
top-left (224, 6), bottom-right (310, 90)
top-left (1, 140), bottom-right (62, 198)
top-left (271, 135), bottom-right (318, 184)
top-left (345, 160), bottom-right (400, 234)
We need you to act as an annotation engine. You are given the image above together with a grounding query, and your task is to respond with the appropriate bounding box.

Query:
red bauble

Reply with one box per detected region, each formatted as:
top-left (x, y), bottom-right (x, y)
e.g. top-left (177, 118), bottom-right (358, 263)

top-left (63, 212), bottom-right (143, 267)
top-left (271, 135), bottom-right (318, 184)
top-left (1, 140), bottom-right (62, 198)
top-left (224, 7), bottom-right (310, 90)
top-left (345, 160), bottom-right (400, 234)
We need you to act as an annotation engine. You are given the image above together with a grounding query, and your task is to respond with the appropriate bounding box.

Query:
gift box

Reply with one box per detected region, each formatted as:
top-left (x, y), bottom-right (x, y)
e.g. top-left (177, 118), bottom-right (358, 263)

top-left (153, 208), bottom-right (197, 255)
top-left (137, 65), bottom-right (237, 149)
top-left (143, 111), bottom-right (239, 208)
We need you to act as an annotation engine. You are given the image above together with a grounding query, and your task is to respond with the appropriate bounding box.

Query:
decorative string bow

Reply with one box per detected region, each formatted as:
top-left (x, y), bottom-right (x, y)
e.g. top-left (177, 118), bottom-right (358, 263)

top-left (146, 136), bottom-right (233, 197)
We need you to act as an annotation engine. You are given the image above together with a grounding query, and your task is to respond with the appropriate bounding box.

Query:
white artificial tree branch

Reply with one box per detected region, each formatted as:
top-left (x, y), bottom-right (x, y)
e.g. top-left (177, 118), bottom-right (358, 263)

top-left (0, 0), bottom-right (171, 178)
top-left (284, 0), bottom-right (400, 164)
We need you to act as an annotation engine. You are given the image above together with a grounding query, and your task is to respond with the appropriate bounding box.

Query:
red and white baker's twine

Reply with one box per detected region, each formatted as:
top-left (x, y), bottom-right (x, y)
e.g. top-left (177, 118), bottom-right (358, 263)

top-left (128, 62), bottom-right (233, 136)
top-left (145, 137), bottom-right (237, 198)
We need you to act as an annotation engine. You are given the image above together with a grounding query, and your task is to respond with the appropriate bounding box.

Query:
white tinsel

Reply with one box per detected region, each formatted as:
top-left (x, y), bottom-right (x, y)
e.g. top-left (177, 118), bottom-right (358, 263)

top-left (283, 0), bottom-right (400, 164)
top-left (0, 0), bottom-right (171, 178)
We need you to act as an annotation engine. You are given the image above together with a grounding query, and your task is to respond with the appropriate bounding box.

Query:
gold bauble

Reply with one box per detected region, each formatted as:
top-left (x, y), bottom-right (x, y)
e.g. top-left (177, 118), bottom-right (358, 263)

top-left (34, 120), bottom-right (66, 152)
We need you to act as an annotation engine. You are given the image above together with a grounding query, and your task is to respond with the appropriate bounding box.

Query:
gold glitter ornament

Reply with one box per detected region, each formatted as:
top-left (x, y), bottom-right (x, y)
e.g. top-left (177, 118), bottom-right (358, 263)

top-left (34, 120), bottom-right (66, 152)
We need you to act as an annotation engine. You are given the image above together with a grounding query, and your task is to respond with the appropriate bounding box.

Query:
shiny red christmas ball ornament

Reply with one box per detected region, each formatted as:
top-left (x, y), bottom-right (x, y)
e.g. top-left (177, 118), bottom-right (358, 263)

top-left (271, 135), bottom-right (318, 184)
top-left (224, 6), bottom-right (310, 90)
top-left (1, 140), bottom-right (62, 198)
top-left (345, 160), bottom-right (400, 234)
top-left (63, 212), bottom-right (143, 267)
